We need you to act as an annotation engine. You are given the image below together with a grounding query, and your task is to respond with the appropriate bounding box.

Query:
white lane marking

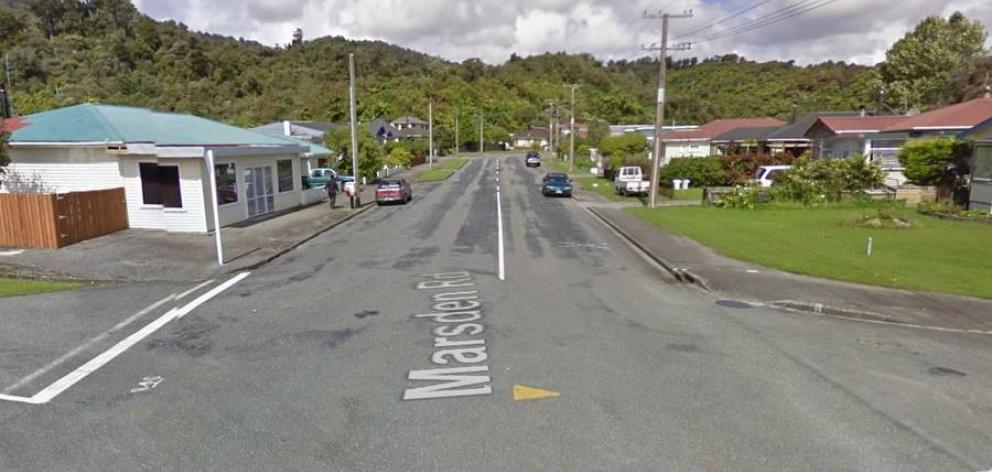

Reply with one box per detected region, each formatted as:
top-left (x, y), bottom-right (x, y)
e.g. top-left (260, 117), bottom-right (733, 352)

top-left (2, 293), bottom-right (178, 395)
top-left (496, 162), bottom-right (506, 281)
top-left (1, 272), bottom-right (250, 405)
top-left (0, 250), bottom-right (24, 256)
top-left (176, 279), bottom-right (215, 300)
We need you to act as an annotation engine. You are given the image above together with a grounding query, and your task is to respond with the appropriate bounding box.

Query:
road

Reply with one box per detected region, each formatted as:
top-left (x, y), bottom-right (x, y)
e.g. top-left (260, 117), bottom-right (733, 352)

top-left (1, 155), bottom-right (990, 471)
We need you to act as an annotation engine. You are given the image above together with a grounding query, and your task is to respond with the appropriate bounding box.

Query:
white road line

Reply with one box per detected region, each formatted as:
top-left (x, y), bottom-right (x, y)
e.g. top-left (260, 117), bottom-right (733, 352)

top-left (0, 249), bottom-right (24, 256)
top-left (1, 272), bottom-right (251, 405)
top-left (176, 279), bottom-right (215, 300)
top-left (496, 161), bottom-right (506, 281)
top-left (2, 293), bottom-right (178, 395)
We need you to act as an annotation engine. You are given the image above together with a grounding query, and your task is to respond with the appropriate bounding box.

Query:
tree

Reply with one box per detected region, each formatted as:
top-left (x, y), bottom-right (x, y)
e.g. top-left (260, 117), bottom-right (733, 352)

top-left (598, 132), bottom-right (647, 157)
top-left (325, 127), bottom-right (384, 179)
top-left (385, 146), bottom-right (412, 168)
top-left (898, 138), bottom-right (972, 189)
top-left (880, 12), bottom-right (987, 110)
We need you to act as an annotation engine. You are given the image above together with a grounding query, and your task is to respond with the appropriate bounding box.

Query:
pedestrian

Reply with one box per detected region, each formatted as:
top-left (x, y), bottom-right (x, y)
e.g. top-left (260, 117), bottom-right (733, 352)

top-left (325, 177), bottom-right (338, 209)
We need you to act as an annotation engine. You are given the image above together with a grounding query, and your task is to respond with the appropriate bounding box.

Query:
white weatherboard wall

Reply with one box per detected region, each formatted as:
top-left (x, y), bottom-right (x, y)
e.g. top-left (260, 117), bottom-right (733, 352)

top-left (120, 157), bottom-right (209, 233)
top-left (3, 146), bottom-right (124, 193)
top-left (205, 153), bottom-right (304, 230)
top-left (664, 141), bottom-right (711, 159)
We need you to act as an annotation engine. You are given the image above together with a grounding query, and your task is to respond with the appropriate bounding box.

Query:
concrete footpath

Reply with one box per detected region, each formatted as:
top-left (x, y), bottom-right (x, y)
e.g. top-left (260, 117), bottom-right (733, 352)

top-left (590, 206), bottom-right (992, 333)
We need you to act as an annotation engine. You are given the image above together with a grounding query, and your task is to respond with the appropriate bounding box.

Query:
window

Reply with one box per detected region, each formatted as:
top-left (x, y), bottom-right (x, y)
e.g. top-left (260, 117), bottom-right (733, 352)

top-left (139, 163), bottom-right (182, 208)
top-left (214, 163), bottom-right (238, 205)
top-left (277, 159), bottom-right (294, 193)
top-left (974, 146), bottom-right (992, 181)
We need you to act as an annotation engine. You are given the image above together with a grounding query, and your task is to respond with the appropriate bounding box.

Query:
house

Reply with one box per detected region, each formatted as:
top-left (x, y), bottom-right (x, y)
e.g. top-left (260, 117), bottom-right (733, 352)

top-left (3, 104), bottom-right (324, 233)
top-left (512, 128), bottom-right (549, 149)
top-left (961, 116), bottom-right (992, 213)
top-left (253, 120), bottom-right (337, 168)
top-left (763, 112), bottom-right (869, 156)
top-left (390, 116), bottom-right (429, 138)
top-left (805, 115), bottom-right (910, 185)
top-left (662, 118), bottom-right (785, 159)
top-left (560, 121), bottom-right (589, 139)
top-left (369, 119), bottom-right (402, 143)
top-left (882, 96), bottom-right (992, 138)
top-left (710, 126), bottom-right (781, 155)
top-left (609, 124), bottom-right (698, 142)
top-left (252, 120), bottom-right (341, 143)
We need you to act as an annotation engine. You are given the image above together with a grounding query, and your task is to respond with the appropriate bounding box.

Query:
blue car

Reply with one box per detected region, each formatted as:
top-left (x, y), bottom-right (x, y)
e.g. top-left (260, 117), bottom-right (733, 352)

top-left (542, 173), bottom-right (573, 197)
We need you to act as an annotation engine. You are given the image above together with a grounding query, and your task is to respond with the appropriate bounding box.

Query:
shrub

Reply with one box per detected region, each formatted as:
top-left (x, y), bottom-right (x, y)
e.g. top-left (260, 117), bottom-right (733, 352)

top-left (721, 153), bottom-right (795, 185)
top-left (659, 157), bottom-right (726, 187)
top-left (774, 156), bottom-right (884, 203)
top-left (598, 133), bottom-right (648, 157)
top-left (714, 185), bottom-right (763, 210)
top-left (385, 147), bottom-right (412, 168)
top-left (898, 138), bottom-right (972, 189)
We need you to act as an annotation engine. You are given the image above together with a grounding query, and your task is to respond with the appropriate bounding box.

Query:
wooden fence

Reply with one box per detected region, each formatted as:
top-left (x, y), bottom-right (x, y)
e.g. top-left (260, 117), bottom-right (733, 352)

top-left (0, 188), bottom-right (128, 249)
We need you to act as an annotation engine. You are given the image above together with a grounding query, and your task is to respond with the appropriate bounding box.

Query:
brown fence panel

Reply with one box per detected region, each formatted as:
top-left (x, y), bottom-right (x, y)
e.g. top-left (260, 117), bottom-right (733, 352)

top-left (0, 193), bottom-right (59, 249)
top-left (54, 188), bottom-right (129, 247)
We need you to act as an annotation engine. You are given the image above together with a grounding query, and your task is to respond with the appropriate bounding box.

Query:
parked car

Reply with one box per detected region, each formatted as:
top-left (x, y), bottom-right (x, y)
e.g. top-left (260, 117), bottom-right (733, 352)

top-left (525, 152), bottom-right (541, 167)
top-left (754, 165), bottom-right (791, 188)
top-left (614, 166), bottom-right (650, 196)
top-left (542, 173), bottom-right (573, 197)
top-left (304, 168), bottom-right (338, 188)
top-left (375, 178), bottom-right (412, 205)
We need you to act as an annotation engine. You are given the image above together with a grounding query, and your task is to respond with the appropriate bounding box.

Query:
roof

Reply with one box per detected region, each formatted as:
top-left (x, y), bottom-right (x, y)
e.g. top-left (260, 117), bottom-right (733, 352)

top-left (11, 104), bottom-right (297, 147)
top-left (711, 126), bottom-right (780, 142)
top-left (817, 115), bottom-right (908, 135)
top-left (272, 135), bottom-right (332, 156)
top-left (765, 112), bottom-right (860, 140)
top-left (252, 121), bottom-right (341, 137)
top-left (884, 97), bottom-right (992, 132)
top-left (390, 115), bottom-right (427, 125)
top-left (961, 115), bottom-right (992, 141)
top-left (663, 118), bottom-right (785, 142)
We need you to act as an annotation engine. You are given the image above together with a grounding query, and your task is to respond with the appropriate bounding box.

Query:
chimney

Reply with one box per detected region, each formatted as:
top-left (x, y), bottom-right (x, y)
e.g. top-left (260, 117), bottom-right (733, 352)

top-left (859, 105), bottom-right (866, 118)
top-left (283, 120), bottom-right (292, 137)
top-left (790, 102), bottom-right (798, 124)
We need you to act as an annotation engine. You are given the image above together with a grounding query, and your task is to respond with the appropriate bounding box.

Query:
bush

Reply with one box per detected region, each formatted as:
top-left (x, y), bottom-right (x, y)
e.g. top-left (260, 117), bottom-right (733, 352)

top-left (898, 138), bottom-right (972, 189)
top-left (659, 157), bottom-right (726, 187)
top-left (598, 133), bottom-right (648, 157)
top-left (722, 153), bottom-right (795, 185)
top-left (774, 156), bottom-right (884, 204)
top-left (385, 147), bottom-right (413, 168)
top-left (714, 185), bottom-right (763, 209)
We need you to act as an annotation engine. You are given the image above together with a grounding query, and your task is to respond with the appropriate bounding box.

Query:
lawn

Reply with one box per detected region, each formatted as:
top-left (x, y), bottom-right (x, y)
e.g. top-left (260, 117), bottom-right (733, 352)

top-left (573, 176), bottom-right (704, 204)
top-left (437, 158), bottom-right (469, 170)
top-left (0, 278), bottom-right (82, 298)
top-left (627, 204), bottom-right (992, 299)
top-left (416, 169), bottom-right (455, 182)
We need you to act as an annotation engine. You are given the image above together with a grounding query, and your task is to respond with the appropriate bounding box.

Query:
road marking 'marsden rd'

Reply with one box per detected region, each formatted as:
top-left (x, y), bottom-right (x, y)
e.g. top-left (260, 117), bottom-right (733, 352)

top-left (404, 271), bottom-right (492, 400)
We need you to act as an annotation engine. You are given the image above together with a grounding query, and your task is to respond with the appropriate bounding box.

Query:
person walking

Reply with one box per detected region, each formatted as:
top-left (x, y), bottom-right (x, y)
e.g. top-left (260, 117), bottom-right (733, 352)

top-left (325, 177), bottom-right (338, 209)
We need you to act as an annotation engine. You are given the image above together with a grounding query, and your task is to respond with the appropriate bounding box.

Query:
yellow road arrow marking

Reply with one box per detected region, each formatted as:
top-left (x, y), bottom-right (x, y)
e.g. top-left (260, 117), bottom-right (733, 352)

top-left (513, 384), bottom-right (560, 401)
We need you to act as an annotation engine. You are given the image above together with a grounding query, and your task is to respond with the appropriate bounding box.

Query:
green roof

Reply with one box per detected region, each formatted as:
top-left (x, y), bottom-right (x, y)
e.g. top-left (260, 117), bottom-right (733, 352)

top-left (11, 104), bottom-right (298, 148)
top-left (271, 134), bottom-right (333, 156)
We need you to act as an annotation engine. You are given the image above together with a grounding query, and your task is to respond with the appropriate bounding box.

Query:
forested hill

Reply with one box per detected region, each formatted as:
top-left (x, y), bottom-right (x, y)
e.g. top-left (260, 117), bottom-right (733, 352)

top-left (0, 0), bottom-right (877, 139)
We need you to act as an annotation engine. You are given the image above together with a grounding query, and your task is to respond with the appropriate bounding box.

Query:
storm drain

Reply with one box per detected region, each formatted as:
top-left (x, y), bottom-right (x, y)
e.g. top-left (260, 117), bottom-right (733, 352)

top-left (715, 299), bottom-right (753, 309)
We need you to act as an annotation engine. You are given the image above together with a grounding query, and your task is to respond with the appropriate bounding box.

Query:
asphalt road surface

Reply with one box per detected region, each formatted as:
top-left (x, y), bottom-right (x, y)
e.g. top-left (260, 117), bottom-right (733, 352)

top-left (1, 155), bottom-right (990, 471)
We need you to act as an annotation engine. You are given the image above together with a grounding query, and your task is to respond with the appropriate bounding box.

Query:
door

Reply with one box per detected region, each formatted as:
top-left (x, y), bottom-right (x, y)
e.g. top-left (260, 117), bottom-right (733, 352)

top-left (244, 166), bottom-right (275, 217)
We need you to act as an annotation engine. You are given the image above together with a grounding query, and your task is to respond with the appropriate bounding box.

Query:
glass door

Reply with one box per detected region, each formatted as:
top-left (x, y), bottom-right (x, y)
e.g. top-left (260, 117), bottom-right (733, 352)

top-left (244, 166), bottom-right (275, 217)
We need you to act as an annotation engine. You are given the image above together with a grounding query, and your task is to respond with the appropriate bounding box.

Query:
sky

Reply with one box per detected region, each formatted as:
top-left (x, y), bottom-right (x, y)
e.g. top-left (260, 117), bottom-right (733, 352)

top-left (132, 0), bottom-right (992, 66)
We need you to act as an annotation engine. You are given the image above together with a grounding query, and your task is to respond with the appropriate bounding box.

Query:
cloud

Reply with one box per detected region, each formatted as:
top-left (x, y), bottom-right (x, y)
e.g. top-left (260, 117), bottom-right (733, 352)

top-left (133, 0), bottom-right (992, 65)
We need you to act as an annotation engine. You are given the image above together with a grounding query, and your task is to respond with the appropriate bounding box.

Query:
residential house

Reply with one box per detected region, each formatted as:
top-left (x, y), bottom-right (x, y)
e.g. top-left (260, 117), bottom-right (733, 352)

top-left (764, 112), bottom-right (866, 156)
top-left (961, 117), bottom-right (992, 213)
top-left (3, 104), bottom-right (323, 233)
top-left (390, 116), bottom-right (429, 138)
top-left (710, 126), bottom-right (781, 155)
top-left (662, 118), bottom-right (785, 159)
top-left (805, 115), bottom-right (910, 185)
top-left (253, 120), bottom-right (338, 168)
top-left (560, 121), bottom-right (589, 139)
top-left (882, 97), bottom-right (992, 139)
top-left (608, 125), bottom-right (698, 144)
top-left (369, 119), bottom-right (403, 143)
top-left (512, 128), bottom-right (549, 149)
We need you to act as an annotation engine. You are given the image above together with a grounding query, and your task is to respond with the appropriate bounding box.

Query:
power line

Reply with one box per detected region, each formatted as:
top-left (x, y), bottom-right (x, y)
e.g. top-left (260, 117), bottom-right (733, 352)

top-left (695, 0), bottom-right (840, 44)
top-left (674, 0), bottom-right (774, 40)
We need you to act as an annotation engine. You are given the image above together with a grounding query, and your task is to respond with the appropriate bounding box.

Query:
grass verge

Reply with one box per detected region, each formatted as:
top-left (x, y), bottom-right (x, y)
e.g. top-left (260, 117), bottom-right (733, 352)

top-left (416, 169), bottom-right (456, 182)
top-left (627, 204), bottom-right (992, 299)
top-left (0, 277), bottom-right (82, 298)
top-left (437, 158), bottom-right (469, 171)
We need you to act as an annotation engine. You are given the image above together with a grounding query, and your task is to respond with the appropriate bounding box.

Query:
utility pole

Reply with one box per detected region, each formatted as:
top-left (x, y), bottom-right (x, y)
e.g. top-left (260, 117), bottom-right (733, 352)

top-left (565, 84), bottom-right (579, 173)
top-left (348, 53), bottom-right (360, 205)
top-left (479, 111), bottom-right (485, 155)
top-left (4, 53), bottom-right (12, 116)
top-left (428, 98), bottom-right (434, 169)
top-left (455, 110), bottom-right (460, 155)
top-left (545, 100), bottom-right (557, 154)
top-left (643, 8), bottom-right (692, 209)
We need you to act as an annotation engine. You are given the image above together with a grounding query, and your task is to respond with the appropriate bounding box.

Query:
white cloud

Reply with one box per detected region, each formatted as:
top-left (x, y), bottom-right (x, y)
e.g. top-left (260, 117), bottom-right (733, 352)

top-left (133, 0), bottom-right (992, 65)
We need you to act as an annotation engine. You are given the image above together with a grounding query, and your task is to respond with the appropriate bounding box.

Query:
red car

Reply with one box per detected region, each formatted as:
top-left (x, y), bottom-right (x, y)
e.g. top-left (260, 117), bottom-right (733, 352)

top-left (375, 179), bottom-right (412, 205)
